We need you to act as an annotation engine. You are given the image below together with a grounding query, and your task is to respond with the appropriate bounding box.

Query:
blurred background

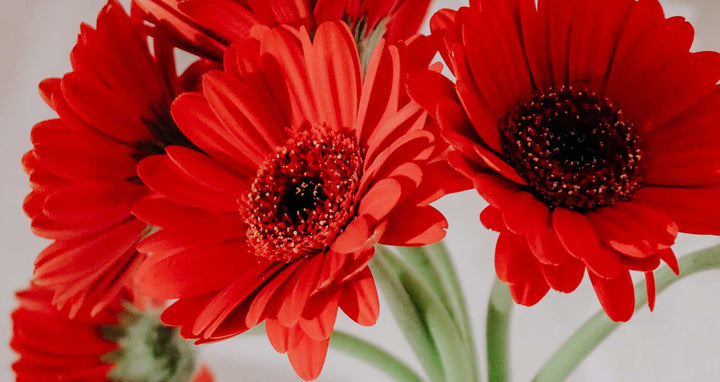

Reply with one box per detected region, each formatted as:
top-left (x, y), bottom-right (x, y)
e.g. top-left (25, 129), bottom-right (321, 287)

top-left (1, 0), bottom-right (719, 381)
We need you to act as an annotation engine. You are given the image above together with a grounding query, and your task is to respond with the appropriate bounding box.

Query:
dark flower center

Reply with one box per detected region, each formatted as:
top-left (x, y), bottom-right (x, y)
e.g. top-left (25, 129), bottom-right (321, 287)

top-left (244, 127), bottom-right (363, 262)
top-left (501, 86), bottom-right (645, 211)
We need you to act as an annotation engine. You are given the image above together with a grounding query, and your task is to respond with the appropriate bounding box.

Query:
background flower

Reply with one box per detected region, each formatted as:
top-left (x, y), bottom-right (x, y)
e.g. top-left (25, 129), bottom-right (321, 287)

top-left (11, 285), bottom-right (211, 382)
top-left (131, 0), bottom-right (433, 61)
top-left (22, 0), bottom-right (216, 317)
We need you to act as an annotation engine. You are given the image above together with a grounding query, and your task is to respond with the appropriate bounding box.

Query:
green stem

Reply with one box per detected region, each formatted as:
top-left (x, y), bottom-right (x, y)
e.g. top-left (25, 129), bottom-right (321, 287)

top-left (247, 323), bottom-right (426, 382)
top-left (374, 246), bottom-right (474, 382)
top-left (330, 331), bottom-right (426, 382)
top-left (486, 278), bottom-right (514, 382)
top-left (397, 246), bottom-right (455, 325)
top-left (534, 244), bottom-right (720, 382)
top-left (372, 247), bottom-right (446, 382)
top-left (423, 243), bottom-right (479, 382)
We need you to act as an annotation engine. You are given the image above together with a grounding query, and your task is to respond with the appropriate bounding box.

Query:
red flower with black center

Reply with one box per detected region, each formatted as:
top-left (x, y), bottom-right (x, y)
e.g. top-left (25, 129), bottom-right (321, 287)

top-left (409, 0), bottom-right (720, 321)
top-left (11, 285), bottom-right (209, 382)
top-left (22, 0), bottom-right (217, 317)
top-left (132, 22), bottom-right (463, 380)
top-left (131, 0), bottom-right (433, 61)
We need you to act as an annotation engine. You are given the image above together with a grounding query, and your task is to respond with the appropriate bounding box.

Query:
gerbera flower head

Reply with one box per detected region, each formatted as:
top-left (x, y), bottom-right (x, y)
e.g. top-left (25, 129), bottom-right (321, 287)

top-left (131, 0), bottom-right (433, 62)
top-left (11, 285), bottom-right (207, 382)
top-left (133, 21), bottom-right (462, 380)
top-left (409, 0), bottom-right (720, 321)
top-left (23, 0), bottom-right (216, 316)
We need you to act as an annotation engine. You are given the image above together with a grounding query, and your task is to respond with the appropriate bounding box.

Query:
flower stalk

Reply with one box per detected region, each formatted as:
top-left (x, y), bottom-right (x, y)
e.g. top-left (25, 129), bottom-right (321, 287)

top-left (486, 278), bottom-right (513, 382)
top-left (372, 245), bottom-right (476, 382)
top-left (396, 243), bottom-right (479, 381)
top-left (329, 331), bottom-right (426, 382)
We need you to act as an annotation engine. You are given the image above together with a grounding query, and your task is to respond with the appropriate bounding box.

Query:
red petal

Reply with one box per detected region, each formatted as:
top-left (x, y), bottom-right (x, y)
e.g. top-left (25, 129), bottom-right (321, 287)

top-left (256, 26), bottom-right (320, 128)
top-left (331, 216), bottom-right (372, 254)
top-left (495, 231), bottom-right (542, 285)
top-left (43, 180), bottom-right (145, 228)
top-left (519, 0), bottom-right (552, 90)
top-left (634, 187), bottom-right (720, 235)
top-left (276, 256), bottom-right (324, 327)
top-left (644, 146), bottom-right (720, 186)
top-left (619, 51), bottom-right (720, 133)
top-left (553, 208), bottom-right (623, 278)
top-left (473, 144), bottom-right (527, 185)
top-left (567, 0), bottom-right (632, 90)
top-left (645, 271), bottom-right (656, 311)
top-left (407, 69), bottom-right (457, 120)
top-left (384, 0), bottom-right (432, 41)
top-left (180, 0), bottom-right (259, 43)
top-left (455, 80), bottom-right (503, 153)
top-left (138, 155), bottom-right (239, 211)
top-left (509, 276), bottom-right (550, 306)
top-left (338, 267), bottom-right (379, 326)
top-left (165, 145), bottom-right (250, 195)
top-left (540, 259), bottom-right (585, 293)
top-left (194, 265), bottom-right (271, 337)
top-left (356, 40), bottom-right (395, 148)
top-left (132, 0), bottom-right (227, 60)
top-left (61, 73), bottom-right (151, 143)
top-left (462, 0), bottom-right (533, 117)
top-left (589, 270), bottom-right (635, 322)
top-left (287, 332), bottom-right (330, 381)
top-left (541, 0), bottom-right (579, 87)
top-left (480, 206), bottom-right (504, 232)
top-left (526, 224), bottom-right (575, 265)
top-left (304, 22), bottom-right (361, 131)
top-left (265, 318), bottom-right (291, 353)
top-left (408, 160), bottom-right (472, 206)
top-left (246, 262), bottom-right (301, 327)
top-left (299, 288), bottom-right (341, 341)
top-left (171, 93), bottom-right (258, 177)
top-left (363, 130), bottom-right (435, 186)
top-left (202, 70), bottom-right (282, 159)
top-left (191, 365), bottom-right (215, 382)
top-left (380, 205), bottom-right (447, 246)
top-left (358, 178), bottom-right (404, 222)
top-left (658, 248), bottom-right (680, 275)
top-left (136, 243), bottom-right (259, 299)
top-left (502, 192), bottom-right (549, 234)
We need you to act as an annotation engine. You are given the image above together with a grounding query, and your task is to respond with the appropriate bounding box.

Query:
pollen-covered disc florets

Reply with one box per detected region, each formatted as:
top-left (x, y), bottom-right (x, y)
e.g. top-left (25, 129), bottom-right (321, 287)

top-left (501, 86), bottom-right (645, 211)
top-left (244, 127), bottom-right (363, 262)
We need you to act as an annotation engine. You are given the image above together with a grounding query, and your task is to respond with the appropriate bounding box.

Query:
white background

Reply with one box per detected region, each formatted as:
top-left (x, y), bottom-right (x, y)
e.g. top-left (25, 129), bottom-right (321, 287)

top-left (1, 1), bottom-right (720, 381)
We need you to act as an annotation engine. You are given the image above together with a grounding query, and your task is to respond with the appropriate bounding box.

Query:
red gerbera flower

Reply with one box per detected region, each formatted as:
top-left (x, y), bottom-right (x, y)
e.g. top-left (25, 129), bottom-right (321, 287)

top-left (132, 22), bottom-right (461, 380)
top-left (11, 285), bottom-right (209, 382)
top-left (131, 0), bottom-right (432, 61)
top-left (23, 0), bottom-right (216, 316)
top-left (409, 0), bottom-right (720, 321)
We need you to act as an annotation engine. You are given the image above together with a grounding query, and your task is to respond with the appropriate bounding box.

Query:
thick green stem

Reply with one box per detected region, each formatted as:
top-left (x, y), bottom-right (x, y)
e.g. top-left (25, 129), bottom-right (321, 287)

top-left (330, 331), bottom-right (426, 382)
top-left (424, 243), bottom-right (476, 351)
top-left (486, 278), bottom-right (514, 382)
top-left (372, 247), bottom-right (446, 382)
top-left (534, 244), bottom-right (720, 382)
top-left (397, 244), bottom-right (479, 381)
top-left (246, 323), bottom-right (426, 382)
top-left (374, 246), bottom-right (474, 382)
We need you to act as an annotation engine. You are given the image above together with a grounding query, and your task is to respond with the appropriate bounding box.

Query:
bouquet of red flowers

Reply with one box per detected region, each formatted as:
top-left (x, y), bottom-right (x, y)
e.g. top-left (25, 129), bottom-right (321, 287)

top-left (11, 0), bottom-right (720, 381)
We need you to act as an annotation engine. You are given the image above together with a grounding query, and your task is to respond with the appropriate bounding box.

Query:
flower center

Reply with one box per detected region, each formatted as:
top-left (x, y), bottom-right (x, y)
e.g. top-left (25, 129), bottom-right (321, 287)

top-left (244, 127), bottom-right (363, 262)
top-left (501, 86), bottom-right (645, 211)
